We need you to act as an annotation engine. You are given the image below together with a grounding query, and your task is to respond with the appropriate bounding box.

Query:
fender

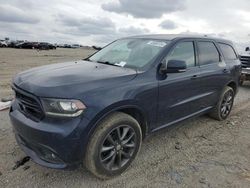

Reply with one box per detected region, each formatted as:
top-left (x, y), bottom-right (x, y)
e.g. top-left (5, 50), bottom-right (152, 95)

top-left (80, 100), bottom-right (149, 156)
top-left (225, 80), bottom-right (237, 94)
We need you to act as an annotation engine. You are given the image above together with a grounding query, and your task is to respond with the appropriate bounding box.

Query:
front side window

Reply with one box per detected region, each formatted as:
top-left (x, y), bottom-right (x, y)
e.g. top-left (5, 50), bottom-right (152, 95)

top-left (197, 41), bottom-right (220, 66)
top-left (166, 41), bottom-right (195, 68)
top-left (89, 39), bottom-right (169, 69)
top-left (219, 43), bottom-right (237, 60)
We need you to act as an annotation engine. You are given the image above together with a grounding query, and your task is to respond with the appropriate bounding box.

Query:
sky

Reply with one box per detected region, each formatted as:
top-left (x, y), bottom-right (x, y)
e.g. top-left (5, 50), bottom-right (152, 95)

top-left (0, 0), bottom-right (250, 48)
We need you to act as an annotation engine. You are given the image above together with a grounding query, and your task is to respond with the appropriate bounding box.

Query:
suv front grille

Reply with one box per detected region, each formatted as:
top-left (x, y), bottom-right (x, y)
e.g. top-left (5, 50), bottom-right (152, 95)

top-left (15, 89), bottom-right (44, 121)
top-left (240, 55), bottom-right (250, 68)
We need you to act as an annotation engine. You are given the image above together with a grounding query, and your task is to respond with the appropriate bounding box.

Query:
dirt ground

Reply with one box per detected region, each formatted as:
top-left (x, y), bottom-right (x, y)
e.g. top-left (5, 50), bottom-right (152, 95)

top-left (0, 48), bottom-right (95, 99)
top-left (0, 48), bottom-right (250, 188)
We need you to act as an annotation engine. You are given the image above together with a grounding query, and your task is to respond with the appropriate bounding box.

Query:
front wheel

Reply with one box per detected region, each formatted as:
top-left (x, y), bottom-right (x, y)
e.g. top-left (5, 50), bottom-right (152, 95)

top-left (84, 112), bottom-right (142, 179)
top-left (209, 86), bottom-right (235, 121)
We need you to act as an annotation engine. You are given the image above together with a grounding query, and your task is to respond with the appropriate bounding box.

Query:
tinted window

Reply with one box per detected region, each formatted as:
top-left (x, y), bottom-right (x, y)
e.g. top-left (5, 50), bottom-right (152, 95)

top-left (219, 43), bottom-right (237, 60)
top-left (197, 41), bottom-right (220, 65)
top-left (166, 42), bottom-right (195, 67)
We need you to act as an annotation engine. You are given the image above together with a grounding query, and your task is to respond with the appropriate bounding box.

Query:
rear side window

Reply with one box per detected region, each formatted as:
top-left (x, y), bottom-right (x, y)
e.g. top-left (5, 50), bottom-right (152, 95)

top-left (219, 43), bottom-right (237, 60)
top-left (166, 42), bottom-right (195, 68)
top-left (197, 41), bottom-right (220, 66)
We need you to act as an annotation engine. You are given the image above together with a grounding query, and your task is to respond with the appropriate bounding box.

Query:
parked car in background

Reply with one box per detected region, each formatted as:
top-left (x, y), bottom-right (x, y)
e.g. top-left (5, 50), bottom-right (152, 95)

top-left (71, 44), bottom-right (81, 48)
top-left (10, 35), bottom-right (241, 179)
top-left (63, 44), bottom-right (72, 48)
top-left (14, 41), bottom-right (56, 50)
top-left (239, 47), bottom-right (250, 85)
top-left (56, 44), bottom-right (65, 48)
top-left (37, 42), bottom-right (56, 50)
top-left (15, 42), bottom-right (37, 49)
top-left (7, 40), bottom-right (24, 48)
top-left (6, 41), bottom-right (16, 48)
top-left (0, 41), bottom-right (7, 47)
top-left (92, 45), bottom-right (102, 50)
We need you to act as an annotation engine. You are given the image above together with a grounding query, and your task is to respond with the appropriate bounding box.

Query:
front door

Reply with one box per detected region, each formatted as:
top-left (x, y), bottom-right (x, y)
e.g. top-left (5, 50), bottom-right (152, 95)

top-left (156, 40), bottom-right (202, 130)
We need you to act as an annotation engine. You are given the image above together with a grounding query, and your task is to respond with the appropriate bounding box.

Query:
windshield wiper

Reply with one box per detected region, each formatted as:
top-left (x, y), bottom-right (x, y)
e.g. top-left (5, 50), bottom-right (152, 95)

top-left (96, 61), bottom-right (121, 67)
top-left (83, 57), bottom-right (92, 61)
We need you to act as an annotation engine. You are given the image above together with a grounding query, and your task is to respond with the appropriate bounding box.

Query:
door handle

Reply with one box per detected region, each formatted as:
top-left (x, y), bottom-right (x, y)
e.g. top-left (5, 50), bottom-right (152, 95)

top-left (191, 75), bottom-right (199, 80)
top-left (223, 69), bottom-right (229, 73)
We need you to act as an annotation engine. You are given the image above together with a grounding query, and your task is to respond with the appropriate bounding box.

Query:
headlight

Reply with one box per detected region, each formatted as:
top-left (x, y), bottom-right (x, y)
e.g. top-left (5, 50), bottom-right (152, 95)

top-left (41, 98), bottom-right (86, 117)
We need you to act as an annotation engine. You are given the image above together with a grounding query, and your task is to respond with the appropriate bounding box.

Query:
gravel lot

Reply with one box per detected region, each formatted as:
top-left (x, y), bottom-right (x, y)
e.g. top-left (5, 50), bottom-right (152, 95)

top-left (0, 48), bottom-right (250, 188)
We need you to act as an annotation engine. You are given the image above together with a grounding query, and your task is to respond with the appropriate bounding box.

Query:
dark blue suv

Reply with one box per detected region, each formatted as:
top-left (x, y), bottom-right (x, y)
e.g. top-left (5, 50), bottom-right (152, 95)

top-left (9, 35), bottom-right (241, 179)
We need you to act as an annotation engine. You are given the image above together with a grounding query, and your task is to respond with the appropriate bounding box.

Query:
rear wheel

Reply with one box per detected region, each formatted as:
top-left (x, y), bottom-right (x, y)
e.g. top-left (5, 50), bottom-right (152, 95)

top-left (209, 86), bottom-right (235, 121)
top-left (84, 112), bottom-right (142, 179)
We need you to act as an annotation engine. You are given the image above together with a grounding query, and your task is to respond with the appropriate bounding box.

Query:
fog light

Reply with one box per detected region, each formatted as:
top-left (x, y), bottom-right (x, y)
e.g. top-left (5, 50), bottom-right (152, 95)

top-left (39, 147), bottom-right (62, 163)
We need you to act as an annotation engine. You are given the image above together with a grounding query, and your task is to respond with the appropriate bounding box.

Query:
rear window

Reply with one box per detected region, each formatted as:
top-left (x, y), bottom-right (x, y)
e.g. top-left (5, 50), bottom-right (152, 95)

top-left (219, 43), bottom-right (238, 60)
top-left (197, 41), bottom-right (220, 66)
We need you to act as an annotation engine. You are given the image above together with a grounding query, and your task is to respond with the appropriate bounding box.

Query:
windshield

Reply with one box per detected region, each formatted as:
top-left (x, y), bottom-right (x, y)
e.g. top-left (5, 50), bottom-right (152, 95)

top-left (89, 38), bottom-right (169, 69)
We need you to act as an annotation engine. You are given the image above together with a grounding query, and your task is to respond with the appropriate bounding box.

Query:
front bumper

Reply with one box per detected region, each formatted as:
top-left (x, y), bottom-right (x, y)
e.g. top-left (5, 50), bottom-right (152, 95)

top-left (9, 99), bottom-right (90, 169)
top-left (242, 67), bottom-right (250, 75)
top-left (241, 68), bottom-right (250, 81)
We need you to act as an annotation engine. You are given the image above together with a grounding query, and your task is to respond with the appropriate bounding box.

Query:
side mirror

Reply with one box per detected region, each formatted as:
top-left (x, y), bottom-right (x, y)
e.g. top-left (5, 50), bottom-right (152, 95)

top-left (160, 60), bottom-right (187, 74)
top-left (246, 47), bottom-right (250, 52)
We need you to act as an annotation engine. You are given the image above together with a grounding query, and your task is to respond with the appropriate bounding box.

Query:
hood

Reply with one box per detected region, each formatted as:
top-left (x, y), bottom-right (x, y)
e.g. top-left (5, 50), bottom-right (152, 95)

top-left (13, 60), bottom-right (137, 98)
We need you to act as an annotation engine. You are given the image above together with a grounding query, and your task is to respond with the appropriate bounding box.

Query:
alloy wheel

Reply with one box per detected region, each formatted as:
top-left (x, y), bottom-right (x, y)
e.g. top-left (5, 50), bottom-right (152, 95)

top-left (220, 90), bottom-right (234, 118)
top-left (99, 125), bottom-right (136, 171)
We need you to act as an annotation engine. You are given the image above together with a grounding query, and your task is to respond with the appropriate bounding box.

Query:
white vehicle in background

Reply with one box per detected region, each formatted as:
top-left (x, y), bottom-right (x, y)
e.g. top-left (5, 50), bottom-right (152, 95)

top-left (239, 47), bottom-right (250, 85)
top-left (0, 41), bottom-right (8, 47)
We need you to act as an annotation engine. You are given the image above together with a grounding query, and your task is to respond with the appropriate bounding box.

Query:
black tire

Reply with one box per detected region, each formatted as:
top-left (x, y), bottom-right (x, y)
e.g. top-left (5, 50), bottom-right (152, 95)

top-left (84, 112), bottom-right (142, 179)
top-left (209, 86), bottom-right (235, 121)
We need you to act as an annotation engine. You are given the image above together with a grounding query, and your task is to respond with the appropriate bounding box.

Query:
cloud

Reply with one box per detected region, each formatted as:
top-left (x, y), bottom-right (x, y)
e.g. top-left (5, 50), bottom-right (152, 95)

top-left (159, 20), bottom-right (178, 30)
top-left (102, 0), bottom-right (186, 18)
top-left (0, 4), bottom-right (39, 24)
top-left (118, 26), bottom-right (150, 35)
top-left (57, 15), bottom-right (116, 36)
top-left (93, 26), bottom-right (150, 45)
top-left (57, 14), bottom-right (149, 44)
top-left (1, 0), bottom-right (250, 46)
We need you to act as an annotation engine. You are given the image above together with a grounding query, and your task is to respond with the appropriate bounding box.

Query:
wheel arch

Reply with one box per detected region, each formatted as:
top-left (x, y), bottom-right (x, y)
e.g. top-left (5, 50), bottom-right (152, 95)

top-left (81, 102), bottom-right (148, 159)
top-left (117, 107), bottom-right (148, 139)
top-left (86, 101), bottom-right (149, 143)
top-left (226, 80), bottom-right (237, 94)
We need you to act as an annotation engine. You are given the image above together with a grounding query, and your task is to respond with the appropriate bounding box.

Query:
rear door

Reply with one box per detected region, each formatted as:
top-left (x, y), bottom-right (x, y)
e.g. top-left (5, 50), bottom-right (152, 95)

top-left (218, 43), bottom-right (241, 81)
top-left (196, 40), bottom-right (230, 108)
